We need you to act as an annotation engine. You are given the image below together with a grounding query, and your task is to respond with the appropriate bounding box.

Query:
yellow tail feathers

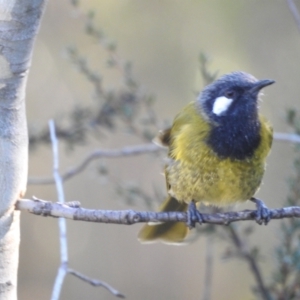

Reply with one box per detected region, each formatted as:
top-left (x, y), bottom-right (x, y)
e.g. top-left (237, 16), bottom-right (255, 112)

top-left (138, 196), bottom-right (188, 244)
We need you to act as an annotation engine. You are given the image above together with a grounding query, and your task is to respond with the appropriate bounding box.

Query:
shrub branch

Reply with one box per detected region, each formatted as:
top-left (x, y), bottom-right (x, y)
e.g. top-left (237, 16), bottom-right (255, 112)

top-left (16, 198), bottom-right (300, 225)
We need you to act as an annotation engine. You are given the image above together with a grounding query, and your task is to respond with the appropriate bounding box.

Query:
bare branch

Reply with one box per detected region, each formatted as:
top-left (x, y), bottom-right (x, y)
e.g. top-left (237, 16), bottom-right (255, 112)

top-left (28, 132), bottom-right (300, 186)
top-left (273, 132), bottom-right (300, 143)
top-left (227, 225), bottom-right (271, 300)
top-left (201, 235), bottom-right (214, 300)
top-left (49, 120), bottom-right (69, 300)
top-left (48, 120), bottom-right (124, 299)
top-left (68, 268), bottom-right (125, 298)
top-left (16, 198), bottom-right (300, 225)
top-left (28, 143), bottom-right (163, 185)
top-left (286, 0), bottom-right (300, 33)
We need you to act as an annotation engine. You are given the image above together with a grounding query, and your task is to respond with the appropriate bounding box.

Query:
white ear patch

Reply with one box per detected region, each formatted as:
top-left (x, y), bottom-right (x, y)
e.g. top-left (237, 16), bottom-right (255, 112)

top-left (212, 96), bottom-right (233, 115)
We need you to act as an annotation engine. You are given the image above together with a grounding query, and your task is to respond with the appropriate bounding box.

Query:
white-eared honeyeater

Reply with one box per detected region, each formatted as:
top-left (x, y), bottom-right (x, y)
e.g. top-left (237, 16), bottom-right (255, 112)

top-left (138, 71), bottom-right (274, 244)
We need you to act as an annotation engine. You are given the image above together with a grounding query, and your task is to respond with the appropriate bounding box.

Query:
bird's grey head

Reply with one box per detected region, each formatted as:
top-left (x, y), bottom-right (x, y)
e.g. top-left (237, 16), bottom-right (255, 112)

top-left (198, 71), bottom-right (274, 123)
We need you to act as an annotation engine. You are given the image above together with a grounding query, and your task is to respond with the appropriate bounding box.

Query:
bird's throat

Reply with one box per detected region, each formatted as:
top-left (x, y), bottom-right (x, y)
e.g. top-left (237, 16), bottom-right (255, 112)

top-left (206, 117), bottom-right (261, 160)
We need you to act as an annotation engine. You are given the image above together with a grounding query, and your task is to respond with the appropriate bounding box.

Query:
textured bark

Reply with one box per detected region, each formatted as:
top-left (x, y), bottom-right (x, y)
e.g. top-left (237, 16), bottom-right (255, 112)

top-left (0, 1), bottom-right (46, 299)
top-left (16, 198), bottom-right (300, 225)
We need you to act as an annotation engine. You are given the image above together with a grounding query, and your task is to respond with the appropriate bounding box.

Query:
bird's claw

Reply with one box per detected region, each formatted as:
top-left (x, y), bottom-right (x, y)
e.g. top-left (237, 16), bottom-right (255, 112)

top-left (187, 201), bottom-right (203, 229)
top-left (250, 197), bottom-right (271, 225)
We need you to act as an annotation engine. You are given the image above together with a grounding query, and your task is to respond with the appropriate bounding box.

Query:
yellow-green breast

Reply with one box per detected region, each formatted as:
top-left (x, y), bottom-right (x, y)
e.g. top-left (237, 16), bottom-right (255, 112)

top-left (165, 102), bottom-right (273, 206)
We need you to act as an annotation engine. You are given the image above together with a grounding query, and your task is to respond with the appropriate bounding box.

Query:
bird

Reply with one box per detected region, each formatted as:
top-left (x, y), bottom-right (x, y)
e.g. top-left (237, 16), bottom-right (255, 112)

top-left (138, 71), bottom-right (274, 244)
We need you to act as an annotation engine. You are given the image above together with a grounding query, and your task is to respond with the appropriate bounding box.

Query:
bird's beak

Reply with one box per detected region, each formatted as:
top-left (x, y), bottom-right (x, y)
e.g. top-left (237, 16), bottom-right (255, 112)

top-left (249, 79), bottom-right (275, 95)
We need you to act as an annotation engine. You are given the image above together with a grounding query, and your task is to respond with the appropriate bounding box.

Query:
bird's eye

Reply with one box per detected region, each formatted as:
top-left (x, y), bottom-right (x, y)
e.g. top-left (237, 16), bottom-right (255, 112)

top-left (224, 90), bottom-right (235, 98)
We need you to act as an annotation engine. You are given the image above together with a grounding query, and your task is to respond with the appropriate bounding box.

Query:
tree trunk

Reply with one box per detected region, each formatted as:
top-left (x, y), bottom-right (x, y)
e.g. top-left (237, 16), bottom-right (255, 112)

top-left (0, 1), bottom-right (46, 298)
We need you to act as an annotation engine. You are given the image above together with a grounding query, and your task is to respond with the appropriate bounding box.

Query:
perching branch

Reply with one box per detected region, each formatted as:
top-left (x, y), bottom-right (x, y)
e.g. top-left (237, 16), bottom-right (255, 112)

top-left (16, 198), bottom-right (300, 225)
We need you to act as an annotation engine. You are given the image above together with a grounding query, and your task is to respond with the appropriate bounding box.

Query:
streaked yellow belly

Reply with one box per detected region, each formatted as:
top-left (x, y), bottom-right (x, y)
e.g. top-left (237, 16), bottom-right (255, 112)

top-left (166, 149), bottom-right (265, 206)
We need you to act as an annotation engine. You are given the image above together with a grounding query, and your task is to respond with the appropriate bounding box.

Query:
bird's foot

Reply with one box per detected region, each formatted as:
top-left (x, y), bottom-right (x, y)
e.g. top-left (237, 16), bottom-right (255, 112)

top-left (250, 197), bottom-right (271, 225)
top-left (187, 201), bottom-right (203, 229)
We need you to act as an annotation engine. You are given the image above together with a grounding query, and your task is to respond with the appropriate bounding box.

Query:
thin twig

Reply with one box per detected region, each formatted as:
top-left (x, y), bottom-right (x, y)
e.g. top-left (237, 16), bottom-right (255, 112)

top-left (16, 198), bottom-right (300, 225)
top-left (273, 132), bottom-right (300, 144)
top-left (201, 235), bottom-right (214, 300)
top-left (28, 143), bottom-right (163, 185)
top-left (68, 268), bottom-right (125, 298)
top-left (227, 225), bottom-right (272, 300)
top-left (48, 121), bottom-right (125, 299)
top-left (287, 0), bottom-right (300, 33)
top-left (27, 132), bottom-right (300, 186)
top-left (50, 120), bottom-right (69, 300)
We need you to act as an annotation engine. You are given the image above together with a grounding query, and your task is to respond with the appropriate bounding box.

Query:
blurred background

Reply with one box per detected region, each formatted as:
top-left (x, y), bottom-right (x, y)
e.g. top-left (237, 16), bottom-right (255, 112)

top-left (19, 0), bottom-right (300, 299)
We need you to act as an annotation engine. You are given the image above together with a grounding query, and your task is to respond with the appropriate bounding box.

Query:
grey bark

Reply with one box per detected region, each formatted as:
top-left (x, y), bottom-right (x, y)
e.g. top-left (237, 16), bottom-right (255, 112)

top-left (0, 1), bottom-right (46, 299)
